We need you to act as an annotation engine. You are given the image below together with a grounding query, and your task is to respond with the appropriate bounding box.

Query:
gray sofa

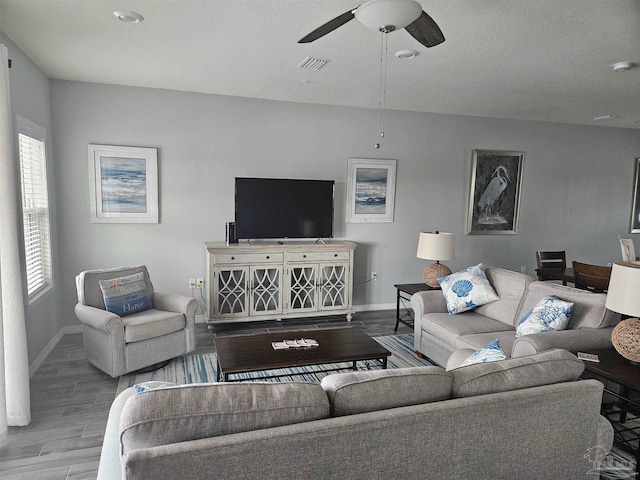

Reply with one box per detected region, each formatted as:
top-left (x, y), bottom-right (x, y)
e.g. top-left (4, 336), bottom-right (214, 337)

top-left (412, 266), bottom-right (619, 366)
top-left (98, 349), bottom-right (612, 480)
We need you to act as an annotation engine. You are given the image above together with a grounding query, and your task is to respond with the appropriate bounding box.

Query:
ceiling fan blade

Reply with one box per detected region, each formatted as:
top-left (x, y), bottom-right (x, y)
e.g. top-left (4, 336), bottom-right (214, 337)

top-left (404, 11), bottom-right (445, 48)
top-left (298, 9), bottom-right (356, 43)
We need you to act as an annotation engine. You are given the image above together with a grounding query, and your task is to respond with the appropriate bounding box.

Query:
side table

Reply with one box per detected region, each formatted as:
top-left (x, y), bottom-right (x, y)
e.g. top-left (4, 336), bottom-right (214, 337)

top-left (393, 283), bottom-right (435, 332)
top-left (582, 348), bottom-right (640, 473)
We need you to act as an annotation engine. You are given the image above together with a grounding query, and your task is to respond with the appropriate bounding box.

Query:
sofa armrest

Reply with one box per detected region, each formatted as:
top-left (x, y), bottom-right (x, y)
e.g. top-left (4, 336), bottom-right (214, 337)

top-left (511, 327), bottom-right (614, 357)
top-left (152, 293), bottom-right (198, 322)
top-left (595, 415), bottom-right (614, 461)
top-left (410, 291), bottom-right (448, 320)
top-left (97, 387), bottom-right (137, 480)
top-left (74, 303), bottom-right (122, 333)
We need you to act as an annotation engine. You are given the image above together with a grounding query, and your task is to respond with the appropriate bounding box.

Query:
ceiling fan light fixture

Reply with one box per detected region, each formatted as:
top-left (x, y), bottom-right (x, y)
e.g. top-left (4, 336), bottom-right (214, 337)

top-left (612, 62), bottom-right (637, 72)
top-left (113, 11), bottom-right (144, 23)
top-left (354, 0), bottom-right (422, 32)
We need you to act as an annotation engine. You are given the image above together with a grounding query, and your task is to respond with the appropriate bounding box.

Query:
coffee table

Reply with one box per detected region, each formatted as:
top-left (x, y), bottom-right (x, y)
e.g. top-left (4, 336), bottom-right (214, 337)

top-left (214, 328), bottom-right (391, 382)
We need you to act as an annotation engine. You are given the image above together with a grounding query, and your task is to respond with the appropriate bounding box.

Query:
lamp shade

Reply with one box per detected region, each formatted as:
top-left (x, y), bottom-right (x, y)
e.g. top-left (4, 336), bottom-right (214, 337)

top-left (605, 262), bottom-right (640, 317)
top-left (416, 232), bottom-right (455, 261)
top-left (354, 0), bottom-right (422, 31)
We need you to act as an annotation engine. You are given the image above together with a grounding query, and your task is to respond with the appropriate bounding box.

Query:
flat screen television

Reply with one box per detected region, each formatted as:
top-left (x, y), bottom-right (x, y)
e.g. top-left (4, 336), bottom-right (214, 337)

top-left (235, 177), bottom-right (334, 240)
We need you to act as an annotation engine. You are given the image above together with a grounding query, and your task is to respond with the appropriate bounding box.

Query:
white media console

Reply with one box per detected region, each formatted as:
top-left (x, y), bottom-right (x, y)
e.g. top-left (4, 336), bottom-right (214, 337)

top-left (204, 241), bottom-right (356, 324)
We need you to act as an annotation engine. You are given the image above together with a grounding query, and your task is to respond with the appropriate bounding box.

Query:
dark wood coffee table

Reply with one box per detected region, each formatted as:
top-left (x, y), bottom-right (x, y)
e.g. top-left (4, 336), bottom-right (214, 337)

top-left (214, 328), bottom-right (391, 382)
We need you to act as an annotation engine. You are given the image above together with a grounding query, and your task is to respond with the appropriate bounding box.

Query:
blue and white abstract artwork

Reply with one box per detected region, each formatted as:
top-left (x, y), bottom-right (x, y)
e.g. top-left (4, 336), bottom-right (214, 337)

top-left (100, 156), bottom-right (148, 213)
top-left (354, 167), bottom-right (388, 214)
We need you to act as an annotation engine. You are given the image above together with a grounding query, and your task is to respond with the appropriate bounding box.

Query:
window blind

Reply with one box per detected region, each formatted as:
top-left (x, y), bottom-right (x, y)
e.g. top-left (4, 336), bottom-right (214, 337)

top-left (18, 131), bottom-right (52, 297)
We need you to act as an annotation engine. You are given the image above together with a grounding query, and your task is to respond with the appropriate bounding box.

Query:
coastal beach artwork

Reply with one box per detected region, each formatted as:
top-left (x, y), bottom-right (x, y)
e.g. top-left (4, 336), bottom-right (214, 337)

top-left (100, 157), bottom-right (147, 213)
top-left (346, 158), bottom-right (397, 223)
top-left (88, 145), bottom-right (158, 223)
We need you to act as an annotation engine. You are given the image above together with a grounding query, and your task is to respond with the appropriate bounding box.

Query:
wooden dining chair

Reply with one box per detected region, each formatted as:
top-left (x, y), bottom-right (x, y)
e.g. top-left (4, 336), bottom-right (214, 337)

top-left (535, 251), bottom-right (567, 285)
top-left (572, 261), bottom-right (612, 293)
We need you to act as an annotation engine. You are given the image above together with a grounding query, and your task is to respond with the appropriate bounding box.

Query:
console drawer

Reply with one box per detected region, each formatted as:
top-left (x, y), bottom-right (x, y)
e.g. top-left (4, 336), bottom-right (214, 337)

top-left (214, 253), bottom-right (283, 264)
top-left (287, 251), bottom-right (350, 262)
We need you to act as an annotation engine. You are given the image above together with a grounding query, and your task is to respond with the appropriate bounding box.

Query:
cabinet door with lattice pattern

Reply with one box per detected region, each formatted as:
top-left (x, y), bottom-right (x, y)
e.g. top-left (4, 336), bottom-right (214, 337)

top-left (249, 266), bottom-right (282, 315)
top-left (214, 266), bottom-right (249, 318)
top-left (287, 264), bottom-right (318, 313)
top-left (319, 263), bottom-right (349, 310)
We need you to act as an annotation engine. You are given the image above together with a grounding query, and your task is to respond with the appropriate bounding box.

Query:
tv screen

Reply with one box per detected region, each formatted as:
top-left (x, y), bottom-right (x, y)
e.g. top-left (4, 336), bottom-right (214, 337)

top-left (235, 177), bottom-right (334, 240)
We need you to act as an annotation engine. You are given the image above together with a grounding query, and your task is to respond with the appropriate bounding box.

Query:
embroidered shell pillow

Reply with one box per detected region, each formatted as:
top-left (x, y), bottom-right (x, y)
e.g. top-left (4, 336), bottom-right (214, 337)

top-left (437, 263), bottom-right (500, 314)
top-left (459, 339), bottom-right (507, 367)
top-left (515, 295), bottom-right (574, 337)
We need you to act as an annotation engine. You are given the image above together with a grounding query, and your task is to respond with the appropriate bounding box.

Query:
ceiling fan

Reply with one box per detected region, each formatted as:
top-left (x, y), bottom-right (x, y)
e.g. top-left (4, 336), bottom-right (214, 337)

top-left (298, 0), bottom-right (445, 48)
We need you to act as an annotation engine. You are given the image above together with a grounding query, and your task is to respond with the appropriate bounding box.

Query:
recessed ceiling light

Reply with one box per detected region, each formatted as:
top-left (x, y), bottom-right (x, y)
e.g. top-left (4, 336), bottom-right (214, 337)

top-left (395, 49), bottom-right (419, 59)
top-left (612, 62), bottom-right (636, 72)
top-left (113, 11), bottom-right (144, 23)
top-left (592, 115), bottom-right (618, 121)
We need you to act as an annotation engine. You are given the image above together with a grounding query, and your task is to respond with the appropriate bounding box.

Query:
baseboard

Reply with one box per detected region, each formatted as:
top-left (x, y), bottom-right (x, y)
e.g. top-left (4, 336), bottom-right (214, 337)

top-left (29, 324), bottom-right (82, 378)
top-left (353, 303), bottom-right (396, 312)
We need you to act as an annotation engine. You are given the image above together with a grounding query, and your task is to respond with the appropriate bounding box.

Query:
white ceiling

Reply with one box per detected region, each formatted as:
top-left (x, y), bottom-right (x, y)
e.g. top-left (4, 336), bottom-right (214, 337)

top-left (1, 0), bottom-right (639, 129)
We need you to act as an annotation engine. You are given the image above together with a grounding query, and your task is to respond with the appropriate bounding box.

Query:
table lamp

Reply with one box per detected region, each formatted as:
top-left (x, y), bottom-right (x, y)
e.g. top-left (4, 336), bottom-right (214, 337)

top-left (606, 261), bottom-right (640, 364)
top-left (416, 231), bottom-right (455, 287)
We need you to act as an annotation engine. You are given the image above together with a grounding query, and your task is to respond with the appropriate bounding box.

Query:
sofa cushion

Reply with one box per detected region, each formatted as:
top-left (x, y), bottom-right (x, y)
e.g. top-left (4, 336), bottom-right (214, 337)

top-left (122, 309), bottom-right (186, 343)
top-left (425, 312), bottom-right (513, 348)
top-left (474, 266), bottom-right (533, 327)
top-left (516, 295), bottom-right (573, 337)
top-left (450, 348), bottom-right (584, 398)
top-left (517, 282), bottom-right (616, 329)
top-left (119, 382), bottom-right (329, 454)
top-left (459, 339), bottom-right (507, 367)
top-left (321, 367), bottom-right (452, 416)
top-left (456, 331), bottom-right (518, 354)
top-left (438, 264), bottom-right (500, 314)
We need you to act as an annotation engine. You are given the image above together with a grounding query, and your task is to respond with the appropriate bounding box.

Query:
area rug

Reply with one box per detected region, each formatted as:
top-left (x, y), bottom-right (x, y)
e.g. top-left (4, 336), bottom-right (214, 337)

top-left (116, 333), bottom-right (433, 394)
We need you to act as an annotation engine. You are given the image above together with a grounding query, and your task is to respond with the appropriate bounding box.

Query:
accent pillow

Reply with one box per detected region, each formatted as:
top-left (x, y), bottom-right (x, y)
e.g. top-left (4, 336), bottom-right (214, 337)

top-left (515, 295), bottom-right (574, 337)
top-left (134, 381), bottom-right (178, 394)
top-left (459, 339), bottom-right (507, 367)
top-left (98, 272), bottom-right (152, 317)
top-left (437, 263), bottom-right (500, 314)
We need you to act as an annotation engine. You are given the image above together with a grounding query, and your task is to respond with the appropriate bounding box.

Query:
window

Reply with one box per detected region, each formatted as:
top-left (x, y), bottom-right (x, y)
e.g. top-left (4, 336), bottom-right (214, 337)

top-left (16, 116), bottom-right (53, 301)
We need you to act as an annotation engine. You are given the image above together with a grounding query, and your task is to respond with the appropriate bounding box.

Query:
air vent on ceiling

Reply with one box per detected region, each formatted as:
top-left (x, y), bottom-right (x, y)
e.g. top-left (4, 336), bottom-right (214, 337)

top-left (297, 57), bottom-right (330, 71)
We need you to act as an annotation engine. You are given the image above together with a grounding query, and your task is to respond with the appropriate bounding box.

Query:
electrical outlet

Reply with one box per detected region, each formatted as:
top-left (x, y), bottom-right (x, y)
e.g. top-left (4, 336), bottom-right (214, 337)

top-left (188, 278), bottom-right (196, 289)
top-left (196, 278), bottom-right (205, 289)
top-left (371, 272), bottom-right (378, 280)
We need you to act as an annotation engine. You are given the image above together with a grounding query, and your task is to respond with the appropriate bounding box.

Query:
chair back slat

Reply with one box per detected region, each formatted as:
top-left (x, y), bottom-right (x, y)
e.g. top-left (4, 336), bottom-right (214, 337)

top-left (572, 261), bottom-right (611, 293)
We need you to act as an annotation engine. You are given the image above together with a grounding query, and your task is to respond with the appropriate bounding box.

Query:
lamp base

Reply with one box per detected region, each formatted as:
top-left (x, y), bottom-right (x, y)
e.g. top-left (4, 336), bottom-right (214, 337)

top-left (611, 318), bottom-right (640, 363)
top-left (423, 263), bottom-right (451, 288)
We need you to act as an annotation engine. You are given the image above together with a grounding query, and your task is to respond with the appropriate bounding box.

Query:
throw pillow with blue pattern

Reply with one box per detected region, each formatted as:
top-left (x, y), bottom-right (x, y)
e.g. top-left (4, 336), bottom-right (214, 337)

top-left (437, 263), bottom-right (500, 314)
top-left (99, 272), bottom-right (152, 317)
top-left (515, 295), bottom-right (574, 337)
top-left (460, 339), bottom-right (507, 367)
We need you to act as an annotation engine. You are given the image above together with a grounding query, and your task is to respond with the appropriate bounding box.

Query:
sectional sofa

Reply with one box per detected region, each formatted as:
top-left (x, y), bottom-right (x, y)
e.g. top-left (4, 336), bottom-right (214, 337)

top-left (411, 266), bottom-right (618, 366)
top-left (97, 349), bottom-right (612, 480)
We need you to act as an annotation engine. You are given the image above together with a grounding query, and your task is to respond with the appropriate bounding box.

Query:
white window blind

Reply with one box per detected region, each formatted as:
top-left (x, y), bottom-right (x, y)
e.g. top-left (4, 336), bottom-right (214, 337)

top-left (17, 117), bottom-right (52, 299)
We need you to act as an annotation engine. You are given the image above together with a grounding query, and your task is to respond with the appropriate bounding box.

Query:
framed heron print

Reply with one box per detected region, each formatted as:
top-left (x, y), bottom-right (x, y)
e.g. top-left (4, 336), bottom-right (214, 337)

top-left (346, 158), bottom-right (397, 223)
top-left (88, 144), bottom-right (159, 223)
top-left (467, 149), bottom-right (524, 235)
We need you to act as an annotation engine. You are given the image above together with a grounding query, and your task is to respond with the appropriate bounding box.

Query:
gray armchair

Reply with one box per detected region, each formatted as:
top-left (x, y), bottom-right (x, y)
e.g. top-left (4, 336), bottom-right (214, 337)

top-left (75, 265), bottom-right (198, 377)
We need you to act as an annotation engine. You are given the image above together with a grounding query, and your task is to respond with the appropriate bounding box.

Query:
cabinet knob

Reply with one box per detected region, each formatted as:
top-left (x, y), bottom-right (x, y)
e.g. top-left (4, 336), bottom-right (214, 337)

top-left (303, 254), bottom-right (307, 258)
top-left (266, 256), bottom-right (270, 259)
top-left (334, 254), bottom-right (338, 257)
top-left (231, 256), bottom-right (235, 260)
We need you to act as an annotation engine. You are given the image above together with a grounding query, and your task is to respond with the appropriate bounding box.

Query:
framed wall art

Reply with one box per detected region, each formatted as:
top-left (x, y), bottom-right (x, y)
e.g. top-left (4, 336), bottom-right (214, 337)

top-left (346, 158), bottom-right (397, 223)
top-left (630, 158), bottom-right (640, 233)
top-left (467, 149), bottom-right (524, 235)
top-left (88, 144), bottom-right (158, 223)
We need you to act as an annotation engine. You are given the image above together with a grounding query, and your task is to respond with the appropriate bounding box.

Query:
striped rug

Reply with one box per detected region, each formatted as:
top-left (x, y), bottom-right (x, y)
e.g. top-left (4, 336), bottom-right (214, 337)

top-left (117, 333), bottom-right (433, 394)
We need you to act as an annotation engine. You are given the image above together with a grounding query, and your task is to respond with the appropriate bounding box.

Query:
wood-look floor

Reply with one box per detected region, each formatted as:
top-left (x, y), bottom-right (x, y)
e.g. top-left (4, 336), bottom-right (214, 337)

top-left (0, 310), bottom-right (409, 479)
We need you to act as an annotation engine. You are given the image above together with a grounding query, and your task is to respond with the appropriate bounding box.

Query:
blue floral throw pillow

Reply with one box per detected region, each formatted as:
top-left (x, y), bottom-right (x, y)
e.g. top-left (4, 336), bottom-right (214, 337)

top-left (437, 264), bottom-right (499, 314)
top-left (460, 339), bottom-right (507, 367)
top-left (516, 295), bottom-right (574, 337)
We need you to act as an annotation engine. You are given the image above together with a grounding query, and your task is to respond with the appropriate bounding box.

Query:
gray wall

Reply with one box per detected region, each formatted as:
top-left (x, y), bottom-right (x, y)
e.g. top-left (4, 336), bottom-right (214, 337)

top-left (50, 80), bottom-right (640, 328)
top-left (2, 33), bottom-right (62, 366)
